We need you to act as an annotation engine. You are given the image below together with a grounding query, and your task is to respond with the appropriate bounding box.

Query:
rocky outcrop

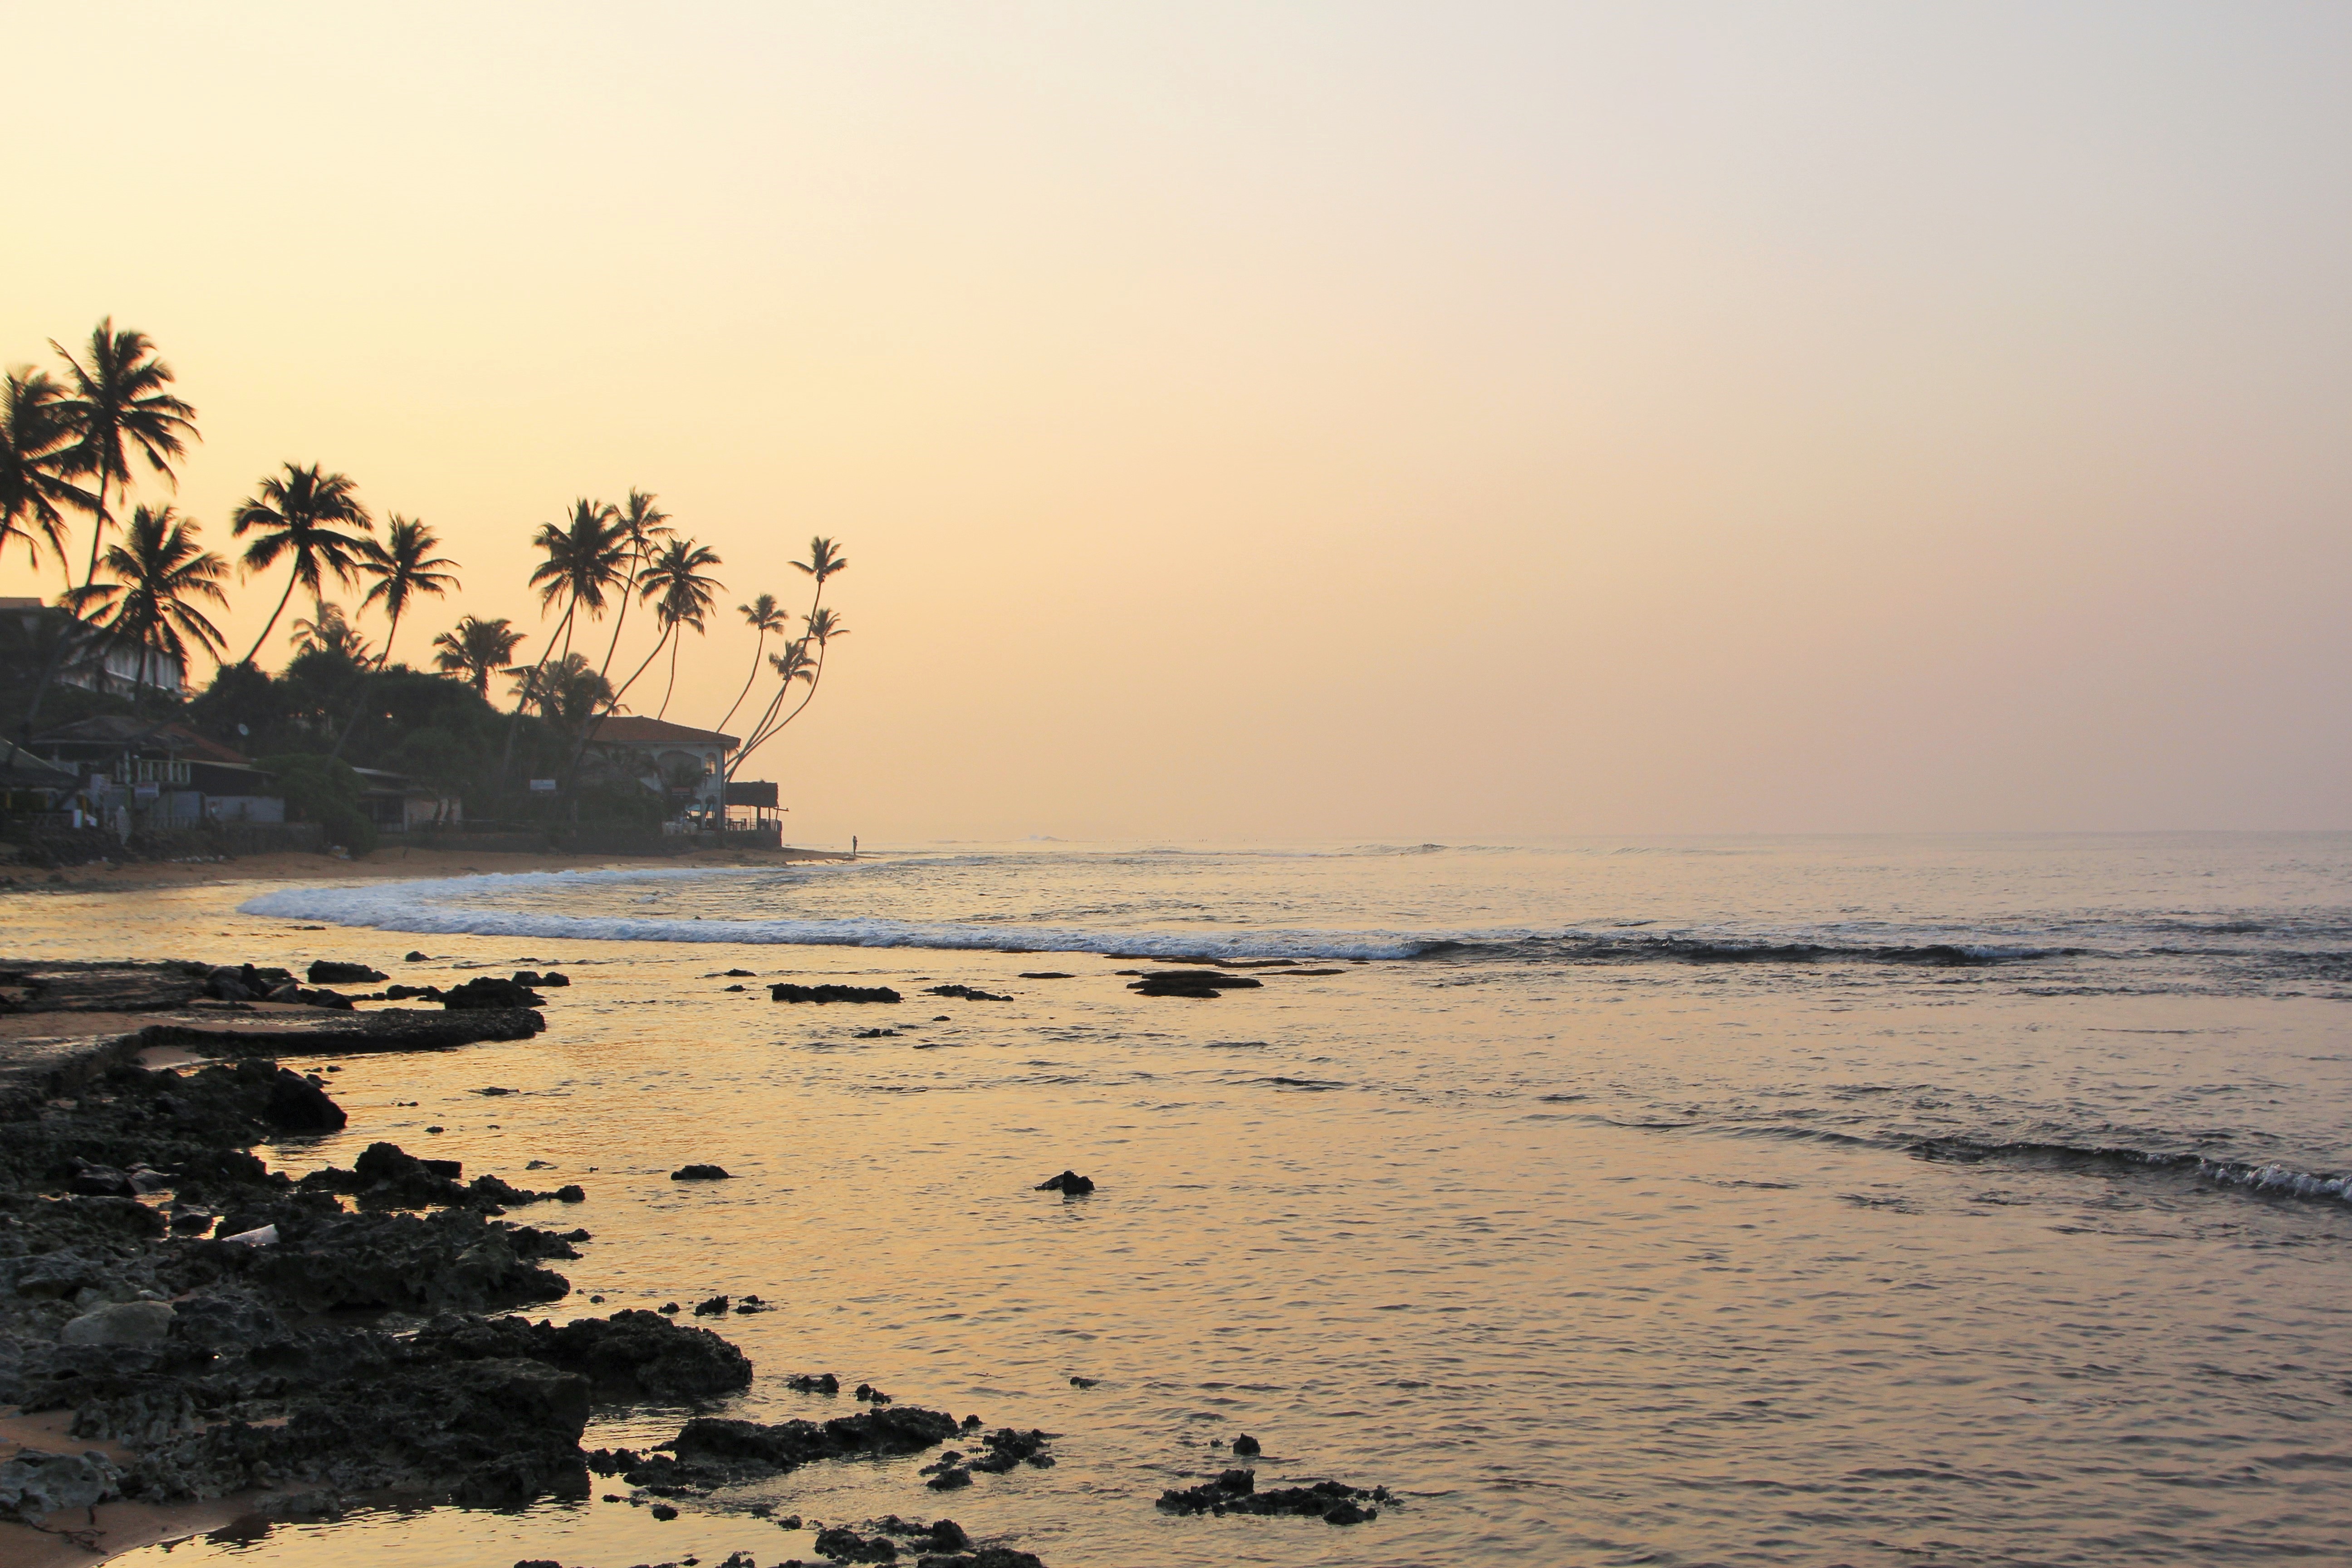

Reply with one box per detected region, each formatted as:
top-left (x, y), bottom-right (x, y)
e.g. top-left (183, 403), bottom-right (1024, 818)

top-left (1154, 1467), bottom-right (1387, 1523)
top-left (770, 983), bottom-right (903, 1004)
top-left (1035, 1171), bottom-right (1095, 1195)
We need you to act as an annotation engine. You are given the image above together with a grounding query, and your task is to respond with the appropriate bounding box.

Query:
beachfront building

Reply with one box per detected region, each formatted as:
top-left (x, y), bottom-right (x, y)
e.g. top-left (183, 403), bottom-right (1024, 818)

top-left (31, 717), bottom-right (281, 830)
top-left (583, 716), bottom-right (738, 818)
top-left (0, 597), bottom-right (187, 698)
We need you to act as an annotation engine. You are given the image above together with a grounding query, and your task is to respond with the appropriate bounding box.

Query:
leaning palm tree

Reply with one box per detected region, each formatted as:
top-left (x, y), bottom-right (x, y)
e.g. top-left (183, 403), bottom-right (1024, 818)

top-left (431, 615), bottom-right (524, 696)
top-left (725, 537), bottom-right (849, 783)
top-left (49, 320), bottom-right (200, 589)
top-left (1, 368), bottom-right (98, 585)
top-left (66, 505), bottom-right (229, 705)
top-left (229, 463), bottom-right (373, 666)
top-left (356, 515), bottom-right (458, 667)
top-left (714, 593), bottom-right (789, 734)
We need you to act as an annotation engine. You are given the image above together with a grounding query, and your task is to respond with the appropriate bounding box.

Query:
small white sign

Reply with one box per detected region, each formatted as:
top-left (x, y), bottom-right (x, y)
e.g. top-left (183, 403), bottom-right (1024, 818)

top-left (529, 778), bottom-right (559, 792)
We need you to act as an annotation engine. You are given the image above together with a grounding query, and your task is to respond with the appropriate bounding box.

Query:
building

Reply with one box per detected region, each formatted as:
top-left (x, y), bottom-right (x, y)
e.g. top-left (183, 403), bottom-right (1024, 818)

top-left (0, 598), bottom-right (186, 698)
top-left (32, 717), bottom-right (280, 828)
top-left (583, 716), bottom-right (739, 817)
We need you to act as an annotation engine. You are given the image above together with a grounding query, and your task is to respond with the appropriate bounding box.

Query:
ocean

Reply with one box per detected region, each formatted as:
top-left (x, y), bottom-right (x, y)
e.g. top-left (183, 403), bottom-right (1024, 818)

top-left (61, 833), bottom-right (2352, 1566)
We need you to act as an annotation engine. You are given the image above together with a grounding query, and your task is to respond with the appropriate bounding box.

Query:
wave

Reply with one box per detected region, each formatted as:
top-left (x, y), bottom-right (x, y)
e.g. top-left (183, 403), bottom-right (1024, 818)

top-left (1906, 1135), bottom-right (2352, 1205)
top-left (236, 872), bottom-right (2112, 968)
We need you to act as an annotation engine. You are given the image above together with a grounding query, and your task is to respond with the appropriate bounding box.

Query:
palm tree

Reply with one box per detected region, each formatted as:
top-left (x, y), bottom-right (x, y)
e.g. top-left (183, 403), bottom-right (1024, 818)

top-left (66, 505), bottom-right (228, 705)
top-left (715, 593), bottom-right (789, 734)
top-left (49, 320), bottom-right (200, 589)
top-left (526, 498), bottom-right (627, 664)
top-left (356, 515), bottom-right (458, 667)
top-left (1, 368), bottom-right (98, 584)
top-left (432, 615), bottom-right (524, 696)
top-left (594, 489), bottom-right (673, 690)
top-left (510, 652), bottom-right (613, 730)
top-left (504, 498), bottom-right (625, 780)
top-left (727, 539), bottom-right (850, 783)
top-left (230, 463), bottom-right (373, 667)
top-left (288, 598), bottom-right (374, 663)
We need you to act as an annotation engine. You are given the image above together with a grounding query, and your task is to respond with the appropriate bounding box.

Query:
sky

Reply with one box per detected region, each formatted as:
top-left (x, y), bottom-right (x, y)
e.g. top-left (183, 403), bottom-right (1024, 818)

top-left (4, 2), bottom-right (2348, 841)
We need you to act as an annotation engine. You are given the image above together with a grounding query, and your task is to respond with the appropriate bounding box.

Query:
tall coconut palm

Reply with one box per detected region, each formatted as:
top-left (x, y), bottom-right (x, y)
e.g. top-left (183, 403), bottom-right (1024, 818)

top-left (594, 489), bottom-right (672, 690)
top-left (356, 515), bottom-right (458, 667)
top-left (432, 615), bottom-right (524, 696)
top-left (230, 464), bottom-right (373, 667)
top-left (66, 505), bottom-right (228, 705)
top-left (503, 498), bottom-right (625, 780)
top-left (714, 593), bottom-right (789, 734)
top-left (49, 320), bottom-right (200, 589)
top-left (526, 498), bottom-right (627, 664)
top-left (1, 368), bottom-right (98, 583)
top-left (510, 652), bottom-right (612, 730)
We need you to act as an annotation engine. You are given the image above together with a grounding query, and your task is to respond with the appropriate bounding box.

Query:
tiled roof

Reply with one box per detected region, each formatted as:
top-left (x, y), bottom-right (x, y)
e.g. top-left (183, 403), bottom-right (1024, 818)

top-left (587, 716), bottom-right (739, 749)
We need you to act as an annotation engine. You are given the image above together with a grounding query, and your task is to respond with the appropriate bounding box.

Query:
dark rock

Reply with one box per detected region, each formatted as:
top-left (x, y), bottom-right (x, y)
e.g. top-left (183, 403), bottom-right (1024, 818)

top-left (1034, 1171), bottom-right (1094, 1195)
top-left (1068, 1376), bottom-right (1096, 1388)
top-left (771, 983), bottom-right (902, 1004)
top-left (307, 960), bottom-right (388, 985)
top-left (786, 1372), bottom-right (841, 1394)
top-left (412, 1310), bottom-right (753, 1401)
top-left (922, 1551), bottom-right (1045, 1568)
top-left (539, 972), bottom-right (570, 987)
top-left (516, 1560), bottom-right (563, 1568)
top-left (1232, 1433), bottom-right (1260, 1455)
top-left (1127, 970), bottom-right (1263, 999)
top-left (442, 976), bottom-right (544, 1010)
top-left (922, 985), bottom-right (1010, 1002)
top-left (693, 1294), bottom-right (729, 1317)
top-left (651, 1502), bottom-right (679, 1520)
top-left (723, 969), bottom-right (756, 977)
top-left (725, 984), bottom-right (746, 991)
top-left (383, 983), bottom-right (440, 1001)
top-left (555, 1185), bottom-right (585, 1203)
top-left (1017, 972), bottom-right (1073, 980)
top-left (512, 970), bottom-right (544, 985)
top-left (854, 1382), bottom-right (892, 1404)
top-left (404, 951), bottom-right (430, 962)
top-left (265, 1067), bottom-right (348, 1132)
top-left (672, 1164), bottom-right (732, 1181)
top-left (814, 1525), bottom-right (898, 1561)
top-left (1155, 1469), bottom-right (1382, 1522)
top-left (924, 1465), bottom-right (971, 1490)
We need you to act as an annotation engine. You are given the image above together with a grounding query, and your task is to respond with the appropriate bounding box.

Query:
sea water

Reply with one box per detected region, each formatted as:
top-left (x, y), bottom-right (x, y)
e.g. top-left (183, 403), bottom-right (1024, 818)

top-left (47, 833), bottom-right (2352, 1565)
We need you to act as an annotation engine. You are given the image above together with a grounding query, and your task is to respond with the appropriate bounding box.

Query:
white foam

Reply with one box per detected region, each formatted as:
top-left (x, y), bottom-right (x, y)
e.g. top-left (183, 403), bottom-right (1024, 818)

top-left (236, 871), bottom-right (1444, 961)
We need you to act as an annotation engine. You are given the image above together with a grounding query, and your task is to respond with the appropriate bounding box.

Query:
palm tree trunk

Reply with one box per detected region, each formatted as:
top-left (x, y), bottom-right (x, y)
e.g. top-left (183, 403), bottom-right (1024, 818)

top-left (379, 607), bottom-right (403, 671)
top-left (658, 636), bottom-right (681, 718)
top-left (563, 622), bottom-right (671, 780)
top-left (724, 579), bottom-right (828, 787)
top-left (497, 603), bottom-right (573, 783)
top-left (79, 472), bottom-right (110, 592)
top-left (714, 632), bottom-right (767, 735)
top-left (242, 570), bottom-right (302, 669)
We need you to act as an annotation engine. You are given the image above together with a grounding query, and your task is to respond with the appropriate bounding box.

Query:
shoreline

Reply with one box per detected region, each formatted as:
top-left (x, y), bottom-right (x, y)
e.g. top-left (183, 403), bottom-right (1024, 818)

top-left (0, 843), bottom-right (854, 898)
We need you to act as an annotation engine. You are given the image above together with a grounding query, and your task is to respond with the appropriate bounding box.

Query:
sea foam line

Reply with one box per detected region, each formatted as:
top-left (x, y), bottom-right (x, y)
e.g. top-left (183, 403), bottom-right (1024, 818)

top-left (236, 874), bottom-right (1437, 961)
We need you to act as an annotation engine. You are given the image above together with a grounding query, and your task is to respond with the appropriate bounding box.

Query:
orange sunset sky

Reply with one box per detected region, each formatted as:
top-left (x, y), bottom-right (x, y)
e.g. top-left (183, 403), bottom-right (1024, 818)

top-left (4, 3), bottom-right (2348, 842)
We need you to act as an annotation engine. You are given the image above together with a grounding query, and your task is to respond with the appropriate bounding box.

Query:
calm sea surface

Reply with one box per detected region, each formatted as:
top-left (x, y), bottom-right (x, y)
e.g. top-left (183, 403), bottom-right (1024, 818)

top-left (32, 833), bottom-right (2352, 1567)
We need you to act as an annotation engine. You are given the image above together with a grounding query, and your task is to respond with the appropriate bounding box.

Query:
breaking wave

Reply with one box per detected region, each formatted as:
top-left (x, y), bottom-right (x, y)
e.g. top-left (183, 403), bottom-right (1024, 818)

top-left (1905, 1135), bottom-right (2352, 1205)
top-left (238, 871), bottom-right (2097, 968)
